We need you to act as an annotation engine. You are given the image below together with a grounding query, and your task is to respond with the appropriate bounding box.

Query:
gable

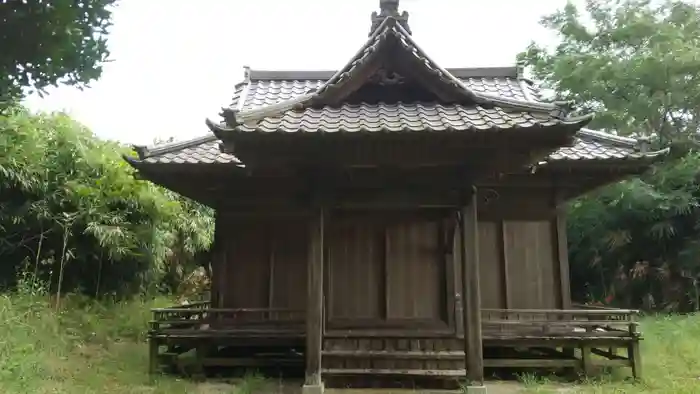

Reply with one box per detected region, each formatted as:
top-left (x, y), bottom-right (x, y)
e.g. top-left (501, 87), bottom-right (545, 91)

top-left (305, 17), bottom-right (540, 107)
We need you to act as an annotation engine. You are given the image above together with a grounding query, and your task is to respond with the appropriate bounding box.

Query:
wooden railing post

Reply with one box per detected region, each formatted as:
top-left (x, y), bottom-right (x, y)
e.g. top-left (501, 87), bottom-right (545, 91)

top-left (148, 311), bottom-right (160, 375)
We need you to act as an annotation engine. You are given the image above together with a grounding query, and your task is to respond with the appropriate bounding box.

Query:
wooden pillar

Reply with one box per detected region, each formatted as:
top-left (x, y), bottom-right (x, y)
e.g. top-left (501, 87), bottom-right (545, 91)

top-left (148, 331), bottom-right (159, 375)
top-left (211, 210), bottom-right (223, 308)
top-left (460, 186), bottom-right (484, 385)
top-left (305, 207), bottom-right (325, 388)
top-left (554, 191), bottom-right (572, 309)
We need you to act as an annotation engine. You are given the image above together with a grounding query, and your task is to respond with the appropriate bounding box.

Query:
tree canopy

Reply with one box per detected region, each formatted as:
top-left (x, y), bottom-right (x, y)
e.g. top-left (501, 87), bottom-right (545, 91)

top-left (520, 0), bottom-right (700, 311)
top-left (0, 106), bottom-right (213, 297)
top-left (0, 0), bottom-right (116, 103)
top-left (520, 0), bottom-right (700, 147)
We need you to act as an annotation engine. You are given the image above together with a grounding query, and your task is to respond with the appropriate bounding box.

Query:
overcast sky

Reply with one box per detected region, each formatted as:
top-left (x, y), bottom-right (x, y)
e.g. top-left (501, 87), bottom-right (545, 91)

top-left (24, 0), bottom-right (572, 146)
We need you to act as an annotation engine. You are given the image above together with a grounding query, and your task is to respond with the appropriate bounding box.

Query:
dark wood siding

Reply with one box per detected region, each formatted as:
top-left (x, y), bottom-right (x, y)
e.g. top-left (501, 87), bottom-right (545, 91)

top-left (327, 215), bottom-right (384, 320)
top-left (385, 218), bottom-right (443, 320)
top-left (218, 215), bottom-right (308, 310)
top-left (327, 212), bottom-right (448, 327)
top-left (465, 219), bottom-right (561, 310)
top-left (504, 220), bottom-right (558, 309)
top-left (214, 192), bottom-right (570, 319)
top-left (477, 221), bottom-right (504, 309)
top-left (227, 221), bottom-right (269, 308)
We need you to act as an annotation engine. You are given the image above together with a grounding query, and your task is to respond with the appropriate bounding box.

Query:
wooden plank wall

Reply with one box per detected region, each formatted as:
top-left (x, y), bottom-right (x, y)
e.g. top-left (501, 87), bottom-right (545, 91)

top-left (327, 215), bottom-right (384, 320)
top-left (213, 215), bottom-right (308, 310)
top-left (212, 207), bottom-right (570, 318)
top-left (465, 220), bottom-right (562, 310)
top-left (327, 212), bottom-right (447, 325)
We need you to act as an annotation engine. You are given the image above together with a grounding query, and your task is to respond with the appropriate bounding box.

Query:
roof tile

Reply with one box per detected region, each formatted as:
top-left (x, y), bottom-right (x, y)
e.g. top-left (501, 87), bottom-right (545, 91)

top-left (134, 129), bottom-right (657, 166)
top-left (233, 77), bottom-right (536, 112)
top-left (234, 102), bottom-right (560, 133)
top-left (142, 139), bottom-right (239, 165)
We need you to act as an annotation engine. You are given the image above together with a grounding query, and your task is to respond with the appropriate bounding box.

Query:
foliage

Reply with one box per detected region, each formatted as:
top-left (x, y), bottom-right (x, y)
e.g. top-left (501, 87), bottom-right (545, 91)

top-left (0, 282), bottom-right (279, 393)
top-left (0, 0), bottom-right (116, 104)
top-left (0, 106), bottom-right (213, 297)
top-left (1, 283), bottom-right (697, 393)
top-left (520, 0), bottom-right (700, 146)
top-left (520, 314), bottom-right (700, 393)
top-left (519, 0), bottom-right (700, 310)
top-left (567, 154), bottom-right (700, 311)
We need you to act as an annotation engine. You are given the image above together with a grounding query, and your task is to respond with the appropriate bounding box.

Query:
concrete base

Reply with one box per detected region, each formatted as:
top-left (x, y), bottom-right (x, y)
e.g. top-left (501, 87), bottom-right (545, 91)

top-left (464, 385), bottom-right (488, 394)
top-left (302, 382), bottom-right (325, 394)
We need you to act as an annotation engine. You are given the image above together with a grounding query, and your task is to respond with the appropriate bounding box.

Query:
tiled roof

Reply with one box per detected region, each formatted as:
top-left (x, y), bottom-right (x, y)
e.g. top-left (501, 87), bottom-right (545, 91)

top-left (127, 128), bottom-right (665, 166)
top-left (212, 67), bottom-right (582, 134)
top-left (210, 17), bottom-right (584, 135)
top-left (545, 129), bottom-right (666, 163)
top-left (129, 135), bottom-right (240, 165)
top-left (233, 103), bottom-right (569, 134)
top-left (233, 72), bottom-right (541, 112)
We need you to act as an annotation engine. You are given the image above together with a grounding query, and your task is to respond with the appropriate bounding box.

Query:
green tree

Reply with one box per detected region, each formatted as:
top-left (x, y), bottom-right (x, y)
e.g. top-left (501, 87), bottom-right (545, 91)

top-left (0, 106), bottom-right (214, 298)
top-left (0, 0), bottom-right (116, 103)
top-left (519, 0), bottom-right (700, 311)
top-left (520, 0), bottom-right (700, 147)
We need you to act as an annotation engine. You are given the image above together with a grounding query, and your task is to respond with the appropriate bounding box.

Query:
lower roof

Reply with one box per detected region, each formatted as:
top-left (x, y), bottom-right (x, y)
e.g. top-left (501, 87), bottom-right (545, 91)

top-left (126, 128), bottom-right (667, 168)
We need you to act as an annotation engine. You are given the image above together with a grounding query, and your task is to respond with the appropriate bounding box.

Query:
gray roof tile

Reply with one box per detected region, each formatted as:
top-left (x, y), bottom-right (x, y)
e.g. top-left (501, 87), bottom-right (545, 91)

top-left (214, 18), bottom-right (572, 134)
top-left (131, 128), bottom-right (661, 166)
top-left (233, 76), bottom-right (536, 112)
top-left (137, 136), bottom-right (239, 165)
top-left (234, 102), bottom-right (561, 134)
top-left (220, 70), bottom-right (582, 134)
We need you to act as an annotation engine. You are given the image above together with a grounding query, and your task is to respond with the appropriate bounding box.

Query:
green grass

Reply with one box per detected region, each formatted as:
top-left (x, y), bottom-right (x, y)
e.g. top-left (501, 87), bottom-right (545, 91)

top-left (1, 282), bottom-right (698, 394)
top-left (516, 313), bottom-right (700, 394)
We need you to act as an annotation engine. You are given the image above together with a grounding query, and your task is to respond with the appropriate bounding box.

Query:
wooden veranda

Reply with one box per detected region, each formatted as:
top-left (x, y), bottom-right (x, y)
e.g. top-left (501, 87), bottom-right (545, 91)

top-left (148, 302), bottom-right (642, 382)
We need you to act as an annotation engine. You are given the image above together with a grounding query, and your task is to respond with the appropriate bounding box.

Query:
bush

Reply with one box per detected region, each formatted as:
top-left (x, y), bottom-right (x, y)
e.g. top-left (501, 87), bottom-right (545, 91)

top-left (0, 107), bottom-right (213, 297)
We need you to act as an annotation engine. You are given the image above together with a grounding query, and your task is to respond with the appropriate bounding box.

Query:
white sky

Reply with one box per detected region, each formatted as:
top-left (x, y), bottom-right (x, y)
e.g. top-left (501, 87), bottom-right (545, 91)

top-left (24, 0), bottom-right (570, 146)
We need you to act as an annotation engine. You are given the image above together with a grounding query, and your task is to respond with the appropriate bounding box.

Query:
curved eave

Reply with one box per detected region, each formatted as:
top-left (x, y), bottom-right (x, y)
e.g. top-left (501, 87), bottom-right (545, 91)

top-left (540, 147), bottom-right (670, 171)
top-left (207, 110), bottom-right (595, 138)
top-left (560, 113), bottom-right (595, 129)
top-left (207, 117), bottom-right (233, 140)
top-left (122, 153), bottom-right (148, 169)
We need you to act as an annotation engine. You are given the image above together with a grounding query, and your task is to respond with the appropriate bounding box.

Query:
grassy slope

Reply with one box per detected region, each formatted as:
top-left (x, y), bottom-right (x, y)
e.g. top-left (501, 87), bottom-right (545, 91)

top-left (508, 313), bottom-right (700, 394)
top-left (1, 287), bottom-right (698, 394)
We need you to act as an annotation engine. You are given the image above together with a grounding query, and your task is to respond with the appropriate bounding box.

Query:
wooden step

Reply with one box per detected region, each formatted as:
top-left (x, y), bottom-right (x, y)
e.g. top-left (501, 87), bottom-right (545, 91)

top-left (322, 350), bottom-right (464, 360)
top-left (201, 357), bottom-right (303, 367)
top-left (322, 368), bottom-right (466, 377)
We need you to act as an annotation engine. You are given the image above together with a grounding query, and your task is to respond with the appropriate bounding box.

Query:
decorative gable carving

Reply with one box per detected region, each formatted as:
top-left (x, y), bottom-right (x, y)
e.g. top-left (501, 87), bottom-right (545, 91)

top-left (368, 68), bottom-right (405, 86)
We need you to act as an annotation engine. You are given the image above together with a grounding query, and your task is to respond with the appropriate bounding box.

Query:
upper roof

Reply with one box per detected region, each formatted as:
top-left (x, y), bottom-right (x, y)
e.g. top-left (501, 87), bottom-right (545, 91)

top-left (205, 6), bottom-right (592, 137)
top-left (233, 67), bottom-right (541, 111)
top-left (213, 66), bottom-right (571, 134)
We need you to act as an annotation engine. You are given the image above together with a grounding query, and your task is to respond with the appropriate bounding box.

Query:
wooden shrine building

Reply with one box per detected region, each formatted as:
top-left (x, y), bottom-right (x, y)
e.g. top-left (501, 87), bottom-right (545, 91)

top-left (126, 1), bottom-right (667, 392)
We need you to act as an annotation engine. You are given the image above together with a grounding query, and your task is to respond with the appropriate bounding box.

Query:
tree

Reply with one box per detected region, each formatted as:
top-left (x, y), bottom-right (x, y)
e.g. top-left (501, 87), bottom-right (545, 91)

top-left (520, 0), bottom-right (700, 147)
top-left (519, 0), bottom-right (700, 311)
top-left (0, 0), bottom-right (116, 103)
top-left (0, 106), bottom-right (214, 298)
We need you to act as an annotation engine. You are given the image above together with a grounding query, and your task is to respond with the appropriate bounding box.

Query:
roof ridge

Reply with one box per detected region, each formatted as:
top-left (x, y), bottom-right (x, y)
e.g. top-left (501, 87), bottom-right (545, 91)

top-left (246, 67), bottom-right (520, 81)
top-left (132, 134), bottom-right (219, 159)
top-left (577, 128), bottom-right (639, 148)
